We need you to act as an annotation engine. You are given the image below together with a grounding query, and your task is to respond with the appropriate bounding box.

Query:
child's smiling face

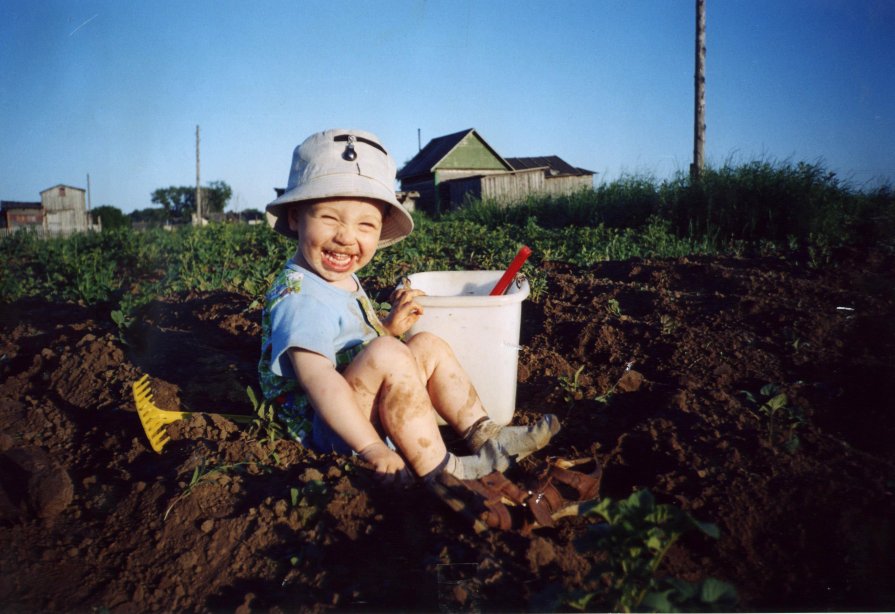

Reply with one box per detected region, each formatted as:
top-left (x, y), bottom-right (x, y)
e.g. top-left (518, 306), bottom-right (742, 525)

top-left (288, 198), bottom-right (384, 289)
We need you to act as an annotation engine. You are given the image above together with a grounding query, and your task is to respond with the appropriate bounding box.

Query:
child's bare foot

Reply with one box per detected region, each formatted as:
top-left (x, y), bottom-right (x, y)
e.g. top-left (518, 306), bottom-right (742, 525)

top-left (463, 415), bottom-right (561, 461)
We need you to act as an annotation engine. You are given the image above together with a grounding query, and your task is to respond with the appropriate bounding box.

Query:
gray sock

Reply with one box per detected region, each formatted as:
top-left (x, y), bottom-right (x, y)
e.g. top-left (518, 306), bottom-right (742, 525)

top-left (424, 441), bottom-right (512, 482)
top-left (464, 414), bottom-right (561, 460)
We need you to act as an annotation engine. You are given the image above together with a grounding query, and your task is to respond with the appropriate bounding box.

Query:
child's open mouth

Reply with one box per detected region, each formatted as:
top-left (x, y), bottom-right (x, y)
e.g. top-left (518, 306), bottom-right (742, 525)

top-left (322, 249), bottom-right (357, 272)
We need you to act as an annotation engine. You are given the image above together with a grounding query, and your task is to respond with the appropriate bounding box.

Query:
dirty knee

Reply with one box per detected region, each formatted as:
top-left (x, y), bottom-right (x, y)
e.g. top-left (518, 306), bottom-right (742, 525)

top-left (363, 336), bottom-right (416, 370)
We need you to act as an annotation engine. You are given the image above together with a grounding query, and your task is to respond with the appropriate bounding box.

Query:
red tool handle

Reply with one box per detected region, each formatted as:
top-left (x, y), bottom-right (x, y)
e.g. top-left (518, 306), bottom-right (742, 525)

top-left (490, 245), bottom-right (532, 296)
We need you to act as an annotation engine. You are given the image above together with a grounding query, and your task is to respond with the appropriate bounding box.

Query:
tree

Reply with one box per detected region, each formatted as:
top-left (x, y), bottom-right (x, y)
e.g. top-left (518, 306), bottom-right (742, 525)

top-left (92, 205), bottom-right (131, 230)
top-left (150, 181), bottom-right (232, 222)
top-left (203, 180), bottom-right (232, 214)
top-left (151, 186), bottom-right (194, 221)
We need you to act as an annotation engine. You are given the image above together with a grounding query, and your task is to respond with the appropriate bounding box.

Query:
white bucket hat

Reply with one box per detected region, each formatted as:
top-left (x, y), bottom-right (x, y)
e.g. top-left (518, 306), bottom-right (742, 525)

top-left (266, 128), bottom-right (414, 247)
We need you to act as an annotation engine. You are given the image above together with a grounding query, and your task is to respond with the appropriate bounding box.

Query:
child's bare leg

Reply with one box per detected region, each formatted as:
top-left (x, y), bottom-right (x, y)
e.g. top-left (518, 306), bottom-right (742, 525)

top-left (343, 336), bottom-right (510, 479)
top-left (404, 332), bottom-right (487, 432)
top-left (406, 332), bottom-right (560, 459)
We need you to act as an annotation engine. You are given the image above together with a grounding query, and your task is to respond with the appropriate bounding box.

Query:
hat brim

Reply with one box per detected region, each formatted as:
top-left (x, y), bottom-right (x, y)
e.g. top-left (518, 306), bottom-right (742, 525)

top-left (265, 175), bottom-right (413, 247)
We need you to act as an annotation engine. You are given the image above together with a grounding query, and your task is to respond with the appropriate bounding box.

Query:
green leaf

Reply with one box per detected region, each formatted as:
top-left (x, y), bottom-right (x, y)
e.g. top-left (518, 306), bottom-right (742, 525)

top-left (646, 532), bottom-right (665, 552)
top-left (641, 589), bottom-right (677, 613)
top-left (246, 386), bottom-right (259, 411)
top-left (664, 577), bottom-right (699, 600)
top-left (627, 489), bottom-right (655, 512)
top-left (564, 590), bottom-right (595, 611)
top-left (767, 393), bottom-right (788, 410)
top-left (692, 520), bottom-right (721, 539)
top-left (699, 578), bottom-right (738, 604)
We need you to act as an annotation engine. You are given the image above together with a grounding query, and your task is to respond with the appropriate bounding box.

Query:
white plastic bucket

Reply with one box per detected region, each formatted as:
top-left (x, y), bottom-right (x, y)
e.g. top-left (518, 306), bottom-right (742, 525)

top-left (406, 270), bottom-right (529, 426)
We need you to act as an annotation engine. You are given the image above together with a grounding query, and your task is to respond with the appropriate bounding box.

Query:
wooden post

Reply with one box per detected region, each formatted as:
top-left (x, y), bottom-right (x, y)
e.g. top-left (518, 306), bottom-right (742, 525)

top-left (195, 125), bottom-right (202, 224)
top-left (691, 0), bottom-right (706, 182)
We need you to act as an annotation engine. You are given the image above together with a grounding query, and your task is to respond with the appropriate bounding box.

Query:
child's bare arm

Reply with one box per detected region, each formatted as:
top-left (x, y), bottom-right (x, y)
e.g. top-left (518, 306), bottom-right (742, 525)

top-left (288, 348), bottom-right (408, 481)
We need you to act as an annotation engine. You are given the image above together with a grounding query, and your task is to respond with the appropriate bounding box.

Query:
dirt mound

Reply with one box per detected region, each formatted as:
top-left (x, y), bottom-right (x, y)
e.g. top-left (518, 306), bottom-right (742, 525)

top-left (2, 252), bottom-right (894, 611)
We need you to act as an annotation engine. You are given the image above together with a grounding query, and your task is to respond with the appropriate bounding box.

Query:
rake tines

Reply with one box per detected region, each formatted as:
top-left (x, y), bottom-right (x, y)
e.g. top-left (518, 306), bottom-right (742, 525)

top-left (132, 374), bottom-right (191, 453)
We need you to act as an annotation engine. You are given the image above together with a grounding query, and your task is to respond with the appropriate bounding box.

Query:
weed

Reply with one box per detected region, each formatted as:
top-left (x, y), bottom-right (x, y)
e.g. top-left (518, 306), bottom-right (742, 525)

top-left (110, 308), bottom-right (134, 345)
top-left (164, 456), bottom-right (248, 520)
top-left (806, 233), bottom-right (833, 269)
top-left (246, 385), bottom-right (284, 446)
top-left (526, 273), bottom-right (548, 302)
top-left (558, 365), bottom-right (586, 406)
top-left (566, 489), bottom-right (737, 612)
top-left (290, 479), bottom-right (330, 527)
top-left (659, 313), bottom-right (678, 335)
top-left (740, 384), bottom-right (805, 451)
top-left (606, 298), bottom-right (623, 318)
top-left (595, 361), bottom-right (636, 405)
top-left (783, 327), bottom-right (804, 352)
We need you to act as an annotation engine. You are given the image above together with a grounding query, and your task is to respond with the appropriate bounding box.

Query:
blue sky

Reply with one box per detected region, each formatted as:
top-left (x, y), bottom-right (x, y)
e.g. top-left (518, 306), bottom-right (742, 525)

top-left (1, 0), bottom-right (893, 213)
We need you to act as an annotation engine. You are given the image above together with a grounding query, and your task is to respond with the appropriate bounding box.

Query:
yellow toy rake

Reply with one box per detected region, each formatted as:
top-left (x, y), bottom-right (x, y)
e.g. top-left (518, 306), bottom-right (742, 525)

top-left (132, 374), bottom-right (254, 453)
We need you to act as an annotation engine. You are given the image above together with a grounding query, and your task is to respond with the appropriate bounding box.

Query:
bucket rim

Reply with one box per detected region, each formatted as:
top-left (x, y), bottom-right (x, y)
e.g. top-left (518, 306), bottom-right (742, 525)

top-left (405, 270), bottom-right (529, 306)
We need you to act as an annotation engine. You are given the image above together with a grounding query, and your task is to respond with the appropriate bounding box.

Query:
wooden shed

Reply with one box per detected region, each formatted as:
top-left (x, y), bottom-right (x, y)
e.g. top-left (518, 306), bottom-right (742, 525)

top-left (398, 129), bottom-right (595, 213)
top-left (39, 184), bottom-right (100, 235)
top-left (0, 201), bottom-right (43, 232)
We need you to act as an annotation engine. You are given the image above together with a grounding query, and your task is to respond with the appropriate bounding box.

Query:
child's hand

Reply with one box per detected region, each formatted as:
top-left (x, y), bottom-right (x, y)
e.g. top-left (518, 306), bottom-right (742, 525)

top-left (381, 279), bottom-right (425, 337)
top-left (358, 441), bottom-right (413, 486)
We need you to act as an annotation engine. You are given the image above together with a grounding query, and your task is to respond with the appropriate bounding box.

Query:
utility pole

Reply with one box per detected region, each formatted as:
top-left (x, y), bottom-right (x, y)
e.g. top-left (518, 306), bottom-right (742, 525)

top-left (691, 0), bottom-right (706, 182)
top-left (195, 125), bottom-right (202, 225)
top-left (86, 173), bottom-right (91, 211)
top-left (417, 128), bottom-right (421, 152)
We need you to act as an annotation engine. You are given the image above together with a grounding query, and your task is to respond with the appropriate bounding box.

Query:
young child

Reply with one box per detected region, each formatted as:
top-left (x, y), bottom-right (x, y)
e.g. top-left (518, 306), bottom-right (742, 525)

top-left (259, 129), bottom-right (559, 485)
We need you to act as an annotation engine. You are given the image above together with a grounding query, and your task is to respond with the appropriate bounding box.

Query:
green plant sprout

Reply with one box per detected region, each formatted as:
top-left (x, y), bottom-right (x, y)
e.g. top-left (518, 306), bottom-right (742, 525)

top-left (606, 298), bottom-right (623, 318)
top-left (110, 308), bottom-right (134, 345)
top-left (595, 361), bottom-right (636, 405)
top-left (289, 479), bottom-right (330, 528)
top-left (566, 489), bottom-right (737, 612)
top-left (558, 365), bottom-right (586, 406)
top-left (164, 456), bottom-right (249, 520)
top-left (246, 385), bottom-right (284, 446)
top-left (659, 313), bottom-right (678, 335)
top-left (740, 384), bottom-right (805, 452)
top-left (783, 327), bottom-right (804, 352)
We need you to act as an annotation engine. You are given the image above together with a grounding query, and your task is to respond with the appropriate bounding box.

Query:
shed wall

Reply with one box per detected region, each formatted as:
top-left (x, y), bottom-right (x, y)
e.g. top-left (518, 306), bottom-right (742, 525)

top-left (41, 186), bottom-right (86, 212)
top-left (481, 169), bottom-right (546, 204)
top-left (542, 175), bottom-right (593, 196)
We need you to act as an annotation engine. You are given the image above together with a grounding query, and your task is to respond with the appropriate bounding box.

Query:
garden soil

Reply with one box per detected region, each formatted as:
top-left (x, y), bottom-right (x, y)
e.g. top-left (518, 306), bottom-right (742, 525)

top-left (1, 250), bottom-right (894, 612)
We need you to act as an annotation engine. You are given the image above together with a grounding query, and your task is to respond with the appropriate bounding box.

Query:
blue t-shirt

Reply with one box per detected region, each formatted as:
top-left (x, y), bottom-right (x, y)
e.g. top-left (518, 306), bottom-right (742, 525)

top-left (258, 260), bottom-right (386, 441)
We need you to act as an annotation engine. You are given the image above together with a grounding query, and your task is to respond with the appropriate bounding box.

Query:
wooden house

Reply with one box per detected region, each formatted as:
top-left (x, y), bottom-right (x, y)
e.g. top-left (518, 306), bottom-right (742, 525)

top-left (398, 129), bottom-right (595, 213)
top-left (39, 185), bottom-right (100, 235)
top-left (397, 129), bottom-right (512, 214)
